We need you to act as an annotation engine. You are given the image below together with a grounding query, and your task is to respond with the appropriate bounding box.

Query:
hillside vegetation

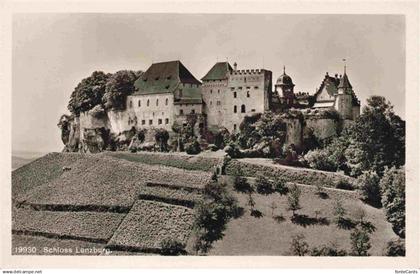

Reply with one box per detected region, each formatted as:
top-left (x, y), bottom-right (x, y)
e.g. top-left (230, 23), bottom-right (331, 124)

top-left (12, 152), bottom-right (398, 256)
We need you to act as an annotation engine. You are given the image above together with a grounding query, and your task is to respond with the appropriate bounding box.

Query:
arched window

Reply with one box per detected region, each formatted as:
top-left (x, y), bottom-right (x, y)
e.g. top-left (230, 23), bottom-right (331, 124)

top-left (234, 105), bottom-right (237, 113)
top-left (147, 99), bottom-right (150, 107)
top-left (241, 104), bottom-right (246, 113)
top-left (129, 101), bottom-right (133, 108)
top-left (138, 100), bottom-right (141, 107)
top-left (234, 92), bottom-right (237, 98)
top-left (165, 98), bottom-right (168, 105)
top-left (247, 91), bottom-right (250, 97)
top-left (156, 99), bottom-right (159, 106)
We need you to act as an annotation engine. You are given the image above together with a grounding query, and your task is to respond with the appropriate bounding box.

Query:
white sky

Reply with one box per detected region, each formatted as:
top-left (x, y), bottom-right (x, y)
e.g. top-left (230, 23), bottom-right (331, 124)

top-left (12, 14), bottom-right (405, 153)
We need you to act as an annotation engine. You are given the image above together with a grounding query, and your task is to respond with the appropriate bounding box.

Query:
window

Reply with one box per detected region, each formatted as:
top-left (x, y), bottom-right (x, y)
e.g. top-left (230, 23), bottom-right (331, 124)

top-left (218, 89), bottom-right (220, 94)
top-left (138, 100), bottom-right (141, 107)
top-left (210, 101), bottom-right (212, 106)
top-left (234, 92), bottom-right (237, 98)
top-left (167, 76), bottom-right (172, 80)
top-left (147, 99), bottom-right (150, 107)
top-left (234, 124), bottom-right (237, 131)
top-left (165, 85), bottom-right (170, 89)
top-left (217, 101), bottom-right (221, 106)
top-left (251, 109), bottom-right (256, 112)
top-left (234, 105), bottom-right (237, 113)
top-left (247, 91), bottom-right (250, 98)
top-left (180, 109), bottom-right (184, 115)
top-left (210, 90), bottom-right (213, 94)
top-left (149, 119), bottom-right (153, 125)
top-left (165, 98), bottom-right (168, 105)
top-left (155, 77), bottom-right (159, 81)
top-left (158, 119), bottom-right (162, 125)
top-left (231, 87), bottom-right (235, 91)
top-left (244, 77), bottom-right (247, 83)
top-left (191, 109), bottom-right (195, 114)
top-left (165, 118), bottom-right (169, 124)
top-left (241, 104), bottom-right (246, 113)
top-left (156, 99), bottom-right (159, 106)
top-left (129, 101), bottom-right (133, 108)
top-left (143, 78), bottom-right (147, 82)
top-left (142, 120), bottom-right (146, 125)
top-left (254, 86), bottom-right (259, 89)
top-left (238, 87), bottom-right (243, 90)
top-left (179, 89), bottom-right (183, 97)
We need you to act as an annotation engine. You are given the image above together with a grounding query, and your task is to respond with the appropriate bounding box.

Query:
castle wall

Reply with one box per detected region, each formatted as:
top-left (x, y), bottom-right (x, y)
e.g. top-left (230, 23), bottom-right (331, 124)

top-left (305, 118), bottom-right (339, 140)
top-left (284, 118), bottom-right (302, 148)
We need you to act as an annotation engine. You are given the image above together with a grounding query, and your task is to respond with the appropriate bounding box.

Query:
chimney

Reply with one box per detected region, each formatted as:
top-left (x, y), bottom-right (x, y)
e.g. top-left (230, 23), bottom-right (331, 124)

top-left (233, 62), bottom-right (237, 71)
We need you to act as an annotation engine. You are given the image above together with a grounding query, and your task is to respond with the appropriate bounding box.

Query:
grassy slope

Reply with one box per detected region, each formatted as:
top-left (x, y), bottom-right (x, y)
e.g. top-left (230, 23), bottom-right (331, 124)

top-left (209, 177), bottom-right (397, 256)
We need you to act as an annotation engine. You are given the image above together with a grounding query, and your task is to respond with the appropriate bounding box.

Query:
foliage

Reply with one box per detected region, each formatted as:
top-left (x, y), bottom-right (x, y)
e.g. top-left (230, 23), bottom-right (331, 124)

top-left (350, 224), bottom-right (372, 256)
top-left (192, 179), bottom-right (239, 254)
top-left (289, 233), bottom-right (309, 256)
top-left (344, 96), bottom-right (405, 177)
top-left (155, 129), bottom-right (170, 152)
top-left (224, 143), bottom-right (242, 158)
top-left (380, 167), bottom-right (405, 238)
top-left (255, 175), bottom-right (274, 194)
top-left (233, 176), bottom-right (253, 193)
top-left (214, 128), bottom-right (230, 149)
top-left (287, 183), bottom-right (301, 216)
top-left (357, 170), bottom-right (381, 207)
top-left (102, 70), bottom-right (141, 111)
top-left (90, 104), bottom-right (106, 118)
top-left (160, 238), bottom-right (186, 255)
top-left (302, 127), bottom-right (322, 153)
top-left (273, 177), bottom-right (288, 195)
top-left (185, 140), bottom-right (202, 155)
top-left (384, 238), bottom-right (405, 256)
top-left (304, 149), bottom-right (338, 172)
top-left (333, 199), bottom-right (346, 225)
top-left (68, 71), bottom-right (111, 115)
top-left (310, 244), bottom-right (348, 256)
top-left (335, 179), bottom-right (355, 190)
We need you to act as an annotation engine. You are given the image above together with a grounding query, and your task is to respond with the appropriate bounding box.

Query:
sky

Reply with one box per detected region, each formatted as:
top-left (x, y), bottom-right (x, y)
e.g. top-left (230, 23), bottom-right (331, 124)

top-left (12, 13), bottom-right (405, 153)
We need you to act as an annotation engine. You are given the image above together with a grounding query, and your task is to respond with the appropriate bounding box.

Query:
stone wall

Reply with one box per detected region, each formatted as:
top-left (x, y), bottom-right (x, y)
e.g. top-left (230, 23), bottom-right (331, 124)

top-left (305, 117), bottom-right (339, 141)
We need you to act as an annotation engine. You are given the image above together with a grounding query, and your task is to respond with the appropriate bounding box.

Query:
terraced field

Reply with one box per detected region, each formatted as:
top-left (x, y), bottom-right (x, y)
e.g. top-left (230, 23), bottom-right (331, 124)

top-left (11, 152), bottom-right (397, 256)
top-left (11, 152), bottom-right (209, 255)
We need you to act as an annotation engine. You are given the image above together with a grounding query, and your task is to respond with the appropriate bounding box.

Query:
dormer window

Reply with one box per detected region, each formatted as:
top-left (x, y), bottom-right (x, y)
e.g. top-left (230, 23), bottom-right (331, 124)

top-left (167, 76), bottom-right (172, 80)
top-left (165, 85), bottom-right (170, 89)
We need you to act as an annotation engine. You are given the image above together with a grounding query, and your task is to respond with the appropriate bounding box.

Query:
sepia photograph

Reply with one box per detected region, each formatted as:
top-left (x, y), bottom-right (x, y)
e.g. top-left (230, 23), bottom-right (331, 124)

top-left (2, 0), bottom-right (419, 272)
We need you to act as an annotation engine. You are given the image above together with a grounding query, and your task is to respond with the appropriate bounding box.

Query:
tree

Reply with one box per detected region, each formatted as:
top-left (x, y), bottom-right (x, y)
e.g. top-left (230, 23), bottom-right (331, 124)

top-left (155, 129), bottom-right (170, 152)
top-left (350, 225), bottom-right (372, 256)
top-left (102, 70), bottom-right (141, 110)
top-left (68, 71), bottom-right (111, 115)
top-left (380, 167), bottom-right (405, 238)
top-left (357, 170), bottom-right (381, 207)
top-left (333, 199), bottom-right (346, 226)
top-left (247, 193), bottom-right (255, 213)
top-left (345, 96), bottom-right (405, 177)
top-left (290, 234), bottom-right (309, 256)
top-left (160, 238), bottom-right (186, 255)
top-left (384, 238), bottom-right (405, 256)
top-left (287, 183), bottom-right (301, 216)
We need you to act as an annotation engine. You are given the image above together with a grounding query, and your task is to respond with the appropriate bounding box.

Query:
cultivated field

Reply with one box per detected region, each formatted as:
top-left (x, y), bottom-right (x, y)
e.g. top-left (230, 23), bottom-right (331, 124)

top-left (11, 152), bottom-right (397, 256)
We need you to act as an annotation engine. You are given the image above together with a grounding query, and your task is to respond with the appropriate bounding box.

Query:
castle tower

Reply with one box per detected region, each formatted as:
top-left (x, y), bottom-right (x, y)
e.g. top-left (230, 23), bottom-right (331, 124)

top-left (275, 66), bottom-right (295, 107)
top-left (334, 65), bottom-right (354, 119)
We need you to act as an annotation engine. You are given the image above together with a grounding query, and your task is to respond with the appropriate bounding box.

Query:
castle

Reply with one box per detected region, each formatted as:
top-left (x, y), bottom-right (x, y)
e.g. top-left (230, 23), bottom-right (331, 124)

top-left (62, 59), bottom-right (361, 152)
top-left (123, 60), bottom-right (360, 133)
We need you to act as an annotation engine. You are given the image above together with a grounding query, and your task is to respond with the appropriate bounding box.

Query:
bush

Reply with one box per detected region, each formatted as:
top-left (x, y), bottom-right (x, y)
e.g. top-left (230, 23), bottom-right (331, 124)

top-left (357, 170), bottom-right (381, 207)
top-left (155, 129), bottom-right (170, 152)
top-left (304, 149), bottom-right (338, 172)
top-left (380, 167), bottom-right (405, 238)
top-left (233, 176), bottom-right (253, 193)
top-left (185, 140), bottom-right (201, 155)
top-left (224, 143), bottom-right (241, 158)
top-left (207, 144), bottom-right (218, 151)
top-left (287, 183), bottom-right (301, 216)
top-left (289, 233), bottom-right (309, 256)
top-left (333, 199), bottom-right (346, 226)
top-left (335, 179), bottom-right (355, 190)
top-left (273, 178), bottom-right (288, 195)
top-left (160, 238), bottom-right (186, 255)
top-left (350, 224), bottom-right (372, 256)
top-left (384, 238), bottom-right (405, 256)
top-left (310, 245), bottom-right (348, 256)
top-left (255, 175), bottom-right (274, 195)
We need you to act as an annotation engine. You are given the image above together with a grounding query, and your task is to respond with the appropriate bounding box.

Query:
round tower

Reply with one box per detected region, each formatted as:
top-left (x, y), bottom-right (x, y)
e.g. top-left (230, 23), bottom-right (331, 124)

top-left (275, 66), bottom-right (295, 106)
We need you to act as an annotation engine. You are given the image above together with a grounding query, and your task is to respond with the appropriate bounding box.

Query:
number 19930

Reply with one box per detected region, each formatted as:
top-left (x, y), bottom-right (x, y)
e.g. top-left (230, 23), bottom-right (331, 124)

top-left (14, 246), bottom-right (37, 254)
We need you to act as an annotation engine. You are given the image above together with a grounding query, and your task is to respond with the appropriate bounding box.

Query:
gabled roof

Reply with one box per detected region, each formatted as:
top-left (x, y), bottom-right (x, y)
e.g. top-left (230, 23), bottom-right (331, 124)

top-left (314, 74), bottom-right (340, 99)
top-left (133, 60), bottom-right (201, 96)
top-left (132, 60), bottom-right (203, 103)
top-left (201, 62), bottom-right (233, 81)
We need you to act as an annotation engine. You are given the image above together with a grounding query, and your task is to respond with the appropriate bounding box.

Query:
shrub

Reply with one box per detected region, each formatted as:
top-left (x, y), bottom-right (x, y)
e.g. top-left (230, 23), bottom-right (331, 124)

top-left (233, 176), bottom-right (253, 193)
top-left (290, 234), bottom-right (309, 256)
top-left (224, 143), bottom-right (241, 158)
top-left (207, 144), bottom-right (218, 151)
top-left (333, 199), bottom-right (346, 226)
top-left (155, 129), bottom-right (170, 152)
top-left (273, 178), bottom-right (288, 195)
top-left (287, 183), bottom-right (301, 216)
top-left (384, 238), bottom-right (405, 256)
top-left (310, 245), bottom-right (348, 256)
top-left (255, 175), bottom-right (274, 195)
top-left (350, 224), bottom-right (372, 256)
top-left (380, 167), bottom-right (405, 238)
top-left (160, 238), bottom-right (186, 255)
top-left (185, 140), bottom-right (201, 155)
top-left (357, 170), bottom-right (381, 207)
top-left (304, 149), bottom-right (337, 172)
top-left (335, 179), bottom-right (355, 190)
